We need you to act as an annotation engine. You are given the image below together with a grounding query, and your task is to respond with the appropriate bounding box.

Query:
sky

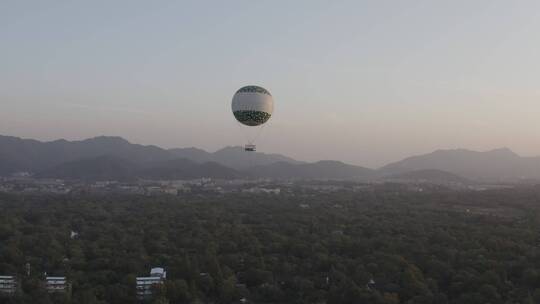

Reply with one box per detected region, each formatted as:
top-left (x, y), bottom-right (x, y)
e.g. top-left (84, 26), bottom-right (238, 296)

top-left (1, 1), bottom-right (540, 167)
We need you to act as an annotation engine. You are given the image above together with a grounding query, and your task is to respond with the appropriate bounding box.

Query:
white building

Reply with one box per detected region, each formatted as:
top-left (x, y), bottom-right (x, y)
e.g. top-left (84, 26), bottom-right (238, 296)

top-left (242, 187), bottom-right (281, 194)
top-left (150, 268), bottom-right (166, 279)
top-left (70, 231), bottom-right (79, 239)
top-left (45, 276), bottom-right (69, 293)
top-left (0, 276), bottom-right (17, 294)
top-left (163, 188), bottom-right (178, 195)
top-left (136, 268), bottom-right (166, 300)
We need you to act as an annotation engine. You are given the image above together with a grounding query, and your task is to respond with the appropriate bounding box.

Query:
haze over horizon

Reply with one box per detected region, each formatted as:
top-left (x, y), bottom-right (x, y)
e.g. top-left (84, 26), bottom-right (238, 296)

top-left (2, 1), bottom-right (540, 167)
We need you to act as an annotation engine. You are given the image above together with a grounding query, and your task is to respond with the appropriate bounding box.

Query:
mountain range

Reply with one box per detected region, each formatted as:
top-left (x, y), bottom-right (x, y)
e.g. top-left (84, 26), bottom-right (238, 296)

top-left (380, 148), bottom-right (540, 182)
top-left (37, 156), bottom-right (242, 181)
top-left (1, 134), bottom-right (540, 183)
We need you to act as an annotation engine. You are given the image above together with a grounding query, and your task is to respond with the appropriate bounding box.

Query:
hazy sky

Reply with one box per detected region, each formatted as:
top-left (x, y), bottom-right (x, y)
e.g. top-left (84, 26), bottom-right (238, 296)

top-left (1, 1), bottom-right (540, 167)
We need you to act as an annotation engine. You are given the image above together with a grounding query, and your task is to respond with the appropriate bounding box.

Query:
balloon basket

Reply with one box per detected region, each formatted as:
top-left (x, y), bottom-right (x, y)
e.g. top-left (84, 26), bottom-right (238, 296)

top-left (244, 144), bottom-right (256, 152)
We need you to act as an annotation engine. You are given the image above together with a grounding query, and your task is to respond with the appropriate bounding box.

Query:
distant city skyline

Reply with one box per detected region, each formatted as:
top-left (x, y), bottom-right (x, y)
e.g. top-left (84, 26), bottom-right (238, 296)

top-left (2, 1), bottom-right (540, 167)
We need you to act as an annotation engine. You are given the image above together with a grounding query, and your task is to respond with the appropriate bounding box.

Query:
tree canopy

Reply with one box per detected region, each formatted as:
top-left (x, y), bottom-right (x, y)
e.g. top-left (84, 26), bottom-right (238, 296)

top-left (1, 186), bottom-right (540, 303)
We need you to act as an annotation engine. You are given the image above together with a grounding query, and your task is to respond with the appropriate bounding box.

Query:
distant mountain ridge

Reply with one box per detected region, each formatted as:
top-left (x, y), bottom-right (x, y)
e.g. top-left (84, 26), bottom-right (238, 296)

top-left (38, 156), bottom-right (241, 181)
top-left (0, 135), bottom-right (298, 175)
top-left (251, 160), bottom-right (376, 180)
top-left (2, 134), bottom-right (540, 182)
top-left (36, 155), bottom-right (375, 181)
top-left (380, 148), bottom-right (540, 182)
top-left (169, 146), bottom-right (300, 169)
top-left (0, 135), bottom-right (171, 172)
top-left (38, 155), bottom-right (139, 181)
top-left (384, 169), bottom-right (473, 185)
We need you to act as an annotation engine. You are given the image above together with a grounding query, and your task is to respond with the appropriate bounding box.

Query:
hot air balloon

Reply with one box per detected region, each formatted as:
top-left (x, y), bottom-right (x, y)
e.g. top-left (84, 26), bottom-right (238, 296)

top-left (231, 85), bottom-right (274, 152)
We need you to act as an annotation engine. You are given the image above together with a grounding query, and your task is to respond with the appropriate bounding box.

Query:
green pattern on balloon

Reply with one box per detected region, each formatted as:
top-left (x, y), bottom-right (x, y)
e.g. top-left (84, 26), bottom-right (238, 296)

top-left (233, 111), bottom-right (271, 126)
top-left (236, 86), bottom-right (272, 96)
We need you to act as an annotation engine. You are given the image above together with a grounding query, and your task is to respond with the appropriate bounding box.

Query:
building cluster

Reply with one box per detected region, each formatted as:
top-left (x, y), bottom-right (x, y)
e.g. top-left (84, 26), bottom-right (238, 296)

top-left (1, 267), bottom-right (166, 300)
top-left (45, 276), bottom-right (70, 293)
top-left (0, 275), bottom-right (70, 296)
top-left (136, 267), bottom-right (167, 300)
top-left (0, 177), bottom-right (70, 194)
top-left (0, 175), bottom-right (368, 196)
top-left (0, 174), bottom-right (481, 197)
top-left (0, 176), bottom-right (288, 196)
top-left (0, 276), bottom-right (17, 295)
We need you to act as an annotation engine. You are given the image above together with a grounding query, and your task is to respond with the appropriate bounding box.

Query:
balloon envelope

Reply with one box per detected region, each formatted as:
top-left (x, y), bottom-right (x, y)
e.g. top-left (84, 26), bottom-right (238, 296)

top-left (231, 86), bottom-right (274, 126)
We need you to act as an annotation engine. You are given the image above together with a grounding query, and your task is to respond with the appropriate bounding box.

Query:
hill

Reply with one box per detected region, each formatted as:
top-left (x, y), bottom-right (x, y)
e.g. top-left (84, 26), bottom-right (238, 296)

top-left (380, 148), bottom-right (540, 182)
top-left (141, 159), bottom-right (241, 180)
top-left (38, 155), bottom-right (138, 181)
top-left (384, 169), bottom-right (473, 185)
top-left (5, 134), bottom-right (540, 182)
top-left (0, 135), bottom-right (298, 174)
top-left (251, 160), bottom-right (376, 180)
top-left (211, 146), bottom-right (301, 169)
top-left (0, 135), bottom-right (172, 174)
top-left (39, 156), bottom-right (241, 181)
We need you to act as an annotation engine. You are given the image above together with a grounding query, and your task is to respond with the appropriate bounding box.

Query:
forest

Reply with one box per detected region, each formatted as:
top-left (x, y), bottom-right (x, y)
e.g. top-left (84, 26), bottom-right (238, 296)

top-left (1, 185), bottom-right (540, 303)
